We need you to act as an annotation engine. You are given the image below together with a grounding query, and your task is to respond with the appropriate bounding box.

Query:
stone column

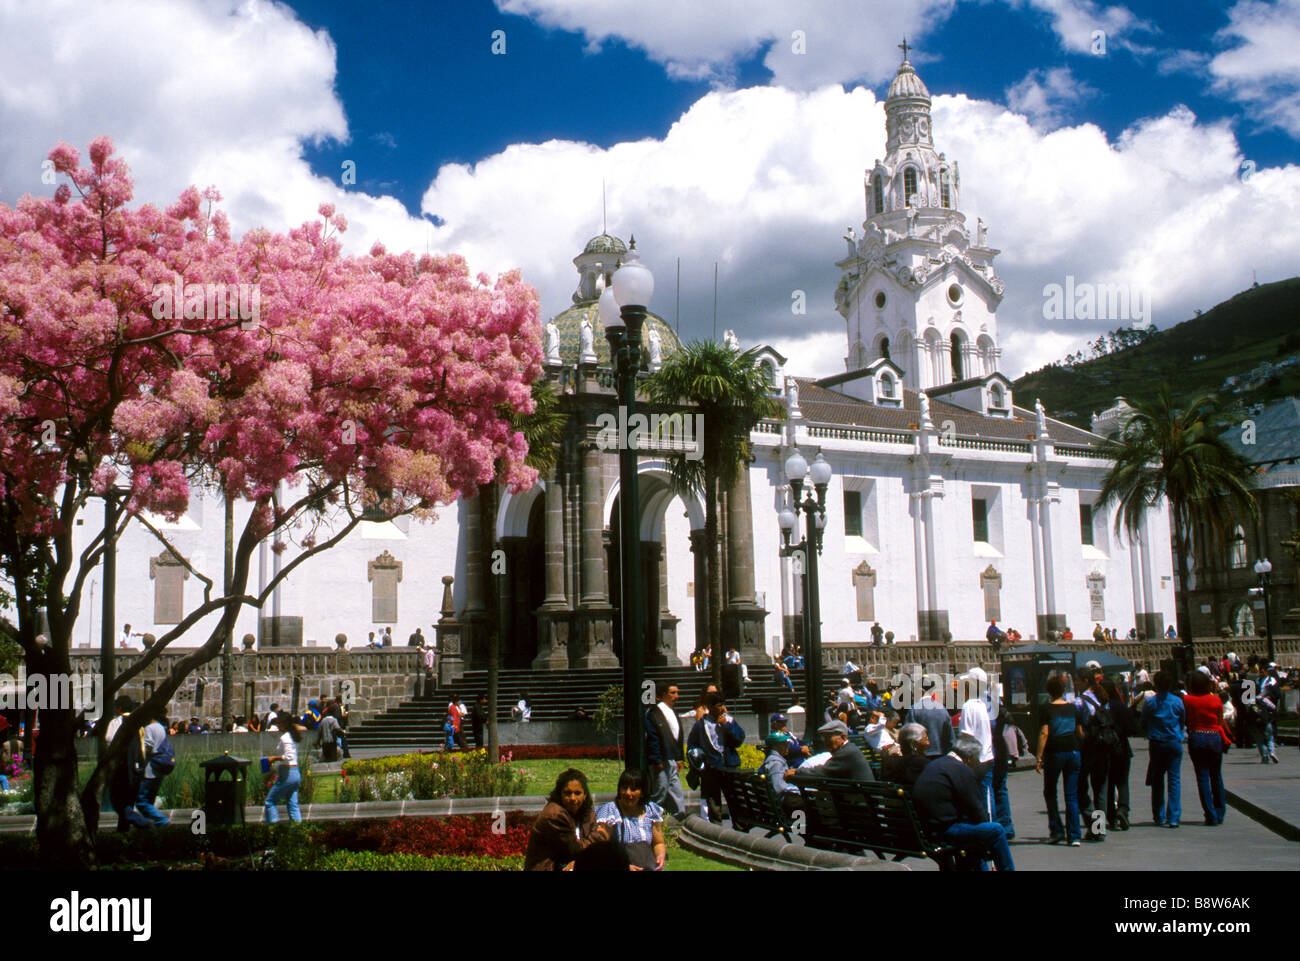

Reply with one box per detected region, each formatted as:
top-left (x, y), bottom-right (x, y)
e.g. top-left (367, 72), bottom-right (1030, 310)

top-left (575, 440), bottom-right (618, 668)
top-left (534, 471), bottom-right (571, 671)
top-left (721, 465), bottom-right (768, 667)
top-left (689, 529), bottom-right (710, 651)
top-left (461, 495), bottom-right (489, 671)
top-left (1039, 484), bottom-right (1066, 636)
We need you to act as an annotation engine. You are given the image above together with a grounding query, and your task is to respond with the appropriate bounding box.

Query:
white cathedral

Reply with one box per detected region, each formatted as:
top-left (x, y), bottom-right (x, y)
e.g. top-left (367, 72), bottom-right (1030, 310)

top-left (69, 55), bottom-right (1175, 669)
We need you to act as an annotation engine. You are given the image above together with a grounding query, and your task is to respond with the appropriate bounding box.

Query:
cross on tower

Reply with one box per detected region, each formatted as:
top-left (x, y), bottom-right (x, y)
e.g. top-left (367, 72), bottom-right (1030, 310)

top-left (899, 37), bottom-right (911, 62)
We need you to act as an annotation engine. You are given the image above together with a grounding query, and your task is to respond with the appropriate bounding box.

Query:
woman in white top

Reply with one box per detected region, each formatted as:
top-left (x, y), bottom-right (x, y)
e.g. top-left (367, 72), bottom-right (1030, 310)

top-left (264, 714), bottom-right (306, 823)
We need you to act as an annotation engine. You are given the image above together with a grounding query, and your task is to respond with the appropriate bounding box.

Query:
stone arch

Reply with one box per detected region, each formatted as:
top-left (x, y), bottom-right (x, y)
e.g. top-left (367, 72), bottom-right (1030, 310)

top-left (603, 460), bottom-right (706, 535)
top-left (949, 327), bottom-right (970, 381)
top-left (976, 333), bottom-right (996, 376)
top-left (496, 479), bottom-right (546, 540)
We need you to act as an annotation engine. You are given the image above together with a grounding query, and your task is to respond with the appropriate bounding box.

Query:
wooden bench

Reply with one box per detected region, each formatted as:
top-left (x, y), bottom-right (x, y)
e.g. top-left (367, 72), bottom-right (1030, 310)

top-left (717, 768), bottom-right (797, 841)
top-left (792, 777), bottom-right (963, 870)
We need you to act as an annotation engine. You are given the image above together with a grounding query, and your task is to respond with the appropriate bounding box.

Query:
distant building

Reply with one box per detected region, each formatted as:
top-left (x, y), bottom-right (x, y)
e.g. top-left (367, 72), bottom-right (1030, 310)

top-left (1184, 396), bottom-right (1300, 640)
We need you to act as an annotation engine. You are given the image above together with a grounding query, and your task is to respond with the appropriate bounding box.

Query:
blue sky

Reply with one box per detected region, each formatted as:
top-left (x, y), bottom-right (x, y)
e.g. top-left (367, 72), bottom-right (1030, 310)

top-left (289, 0), bottom-right (1295, 220)
top-left (1, 0), bottom-right (1297, 379)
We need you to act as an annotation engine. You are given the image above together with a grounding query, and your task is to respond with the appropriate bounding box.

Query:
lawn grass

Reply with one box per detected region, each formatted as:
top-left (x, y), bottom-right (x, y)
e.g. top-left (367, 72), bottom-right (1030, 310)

top-left (512, 758), bottom-right (625, 795)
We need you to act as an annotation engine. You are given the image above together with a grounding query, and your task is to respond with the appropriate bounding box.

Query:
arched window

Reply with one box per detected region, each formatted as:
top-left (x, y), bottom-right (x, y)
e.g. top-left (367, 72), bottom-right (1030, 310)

top-left (940, 169), bottom-right (951, 208)
top-left (872, 174), bottom-right (884, 215)
top-left (879, 337), bottom-right (890, 362)
top-left (950, 332), bottom-right (964, 381)
top-left (880, 372), bottom-right (895, 398)
top-left (1232, 603), bottom-right (1255, 637)
top-left (990, 383), bottom-right (1005, 409)
top-left (1229, 526), bottom-right (1248, 568)
top-left (761, 360), bottom-right (776, 388)
top-left (903, 168), bottom-right (918, 206)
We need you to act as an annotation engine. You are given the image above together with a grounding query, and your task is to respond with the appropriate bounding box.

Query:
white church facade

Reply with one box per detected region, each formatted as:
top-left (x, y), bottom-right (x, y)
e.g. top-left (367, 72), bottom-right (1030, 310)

top-left (66, 55), bottom-right (1175, 668)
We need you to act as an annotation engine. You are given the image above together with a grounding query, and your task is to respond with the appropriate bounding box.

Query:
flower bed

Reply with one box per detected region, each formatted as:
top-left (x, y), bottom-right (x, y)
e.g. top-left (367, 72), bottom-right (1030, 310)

top-left (497, 745), bottom-right (623, 761)
top-left (339, 749), bottom-right (528, 802)
top-left (0, 814), bottom-right (532, 871)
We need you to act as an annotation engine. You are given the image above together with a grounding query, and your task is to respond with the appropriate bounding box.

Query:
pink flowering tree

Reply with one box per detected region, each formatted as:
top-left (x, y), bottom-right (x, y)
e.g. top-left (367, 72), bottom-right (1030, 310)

top-left (0, 138), bottom-right (542, 867)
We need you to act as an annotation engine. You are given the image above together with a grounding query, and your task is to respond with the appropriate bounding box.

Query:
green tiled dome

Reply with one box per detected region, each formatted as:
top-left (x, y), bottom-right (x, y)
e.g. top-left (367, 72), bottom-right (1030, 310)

top-left (551, 301), bottom-right (682, 368)
top-left (583, 233), bottom-right (628, 256)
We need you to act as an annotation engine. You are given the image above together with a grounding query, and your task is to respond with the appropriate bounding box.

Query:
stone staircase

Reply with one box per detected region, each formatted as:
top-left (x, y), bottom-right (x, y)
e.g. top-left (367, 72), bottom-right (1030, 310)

top-left (344, 664), bottom-right (844, 750)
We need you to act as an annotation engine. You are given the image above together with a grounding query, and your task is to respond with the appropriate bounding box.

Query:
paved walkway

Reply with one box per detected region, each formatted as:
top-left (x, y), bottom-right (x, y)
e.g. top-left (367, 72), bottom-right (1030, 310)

top-left (1221, 743), bottom-right (1300, 842)
top-left (900, 743), bottom-right (1298, 871)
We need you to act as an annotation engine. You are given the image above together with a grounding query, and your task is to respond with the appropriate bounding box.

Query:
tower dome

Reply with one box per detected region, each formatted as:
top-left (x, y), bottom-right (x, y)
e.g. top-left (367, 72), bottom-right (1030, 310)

top-left (583, 233), bottom-right (627, 256)
top-left (886, 60), bottom-right (931, 102)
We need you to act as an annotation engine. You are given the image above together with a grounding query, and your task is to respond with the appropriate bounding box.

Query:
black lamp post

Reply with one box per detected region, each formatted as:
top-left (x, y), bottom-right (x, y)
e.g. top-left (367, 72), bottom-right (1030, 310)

top-left (601, 239), bottom-right (654, 775)
top-left (778, 450), bottom-right (832, 742)
top-left (1253, 557), bottom-right (1275, 666)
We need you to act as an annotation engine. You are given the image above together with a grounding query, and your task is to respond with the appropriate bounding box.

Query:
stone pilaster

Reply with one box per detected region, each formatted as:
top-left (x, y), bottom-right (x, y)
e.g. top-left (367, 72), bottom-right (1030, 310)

top-left (575, 439), bottom-right (617, 668)
top-left (460, 494), bottom-right (489, 671)
top-left (534, 470), bottom-right (571, 670)
top-left (721, 465), bottom-right (769, 666)
top-left (689, 529), bottom-right (711, 651)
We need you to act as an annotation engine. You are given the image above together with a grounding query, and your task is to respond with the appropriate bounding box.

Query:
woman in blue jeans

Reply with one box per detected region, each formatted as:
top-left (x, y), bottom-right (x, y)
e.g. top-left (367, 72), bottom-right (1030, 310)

top-left (1141, 671), bottom-right (1187, 828)
top-left (1036, 674), bottom-right (1086, 845)
top-left (264, 714), bottom-right (306, 823)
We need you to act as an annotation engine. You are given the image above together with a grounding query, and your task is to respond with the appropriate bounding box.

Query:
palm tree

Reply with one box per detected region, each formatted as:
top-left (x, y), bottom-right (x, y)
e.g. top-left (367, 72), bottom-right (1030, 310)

top-left (1097, 384), bottom-right (1256, 660)
top-left (482, 376), bottom-right (567, 759)
top-left (642, 340), bottom-right (784, 689)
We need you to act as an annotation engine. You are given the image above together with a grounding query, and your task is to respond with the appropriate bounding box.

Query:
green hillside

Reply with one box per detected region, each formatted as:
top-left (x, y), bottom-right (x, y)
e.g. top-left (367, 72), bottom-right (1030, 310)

top-left (1013, 277), bottom-right (1300, 430)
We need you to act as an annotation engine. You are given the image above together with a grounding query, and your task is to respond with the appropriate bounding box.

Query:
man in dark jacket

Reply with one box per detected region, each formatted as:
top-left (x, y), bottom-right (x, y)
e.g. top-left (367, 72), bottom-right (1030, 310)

top-left (646, 681), bottom-right (685, 815)
top-left (912, 734), bottom-right (1014, 871)
top-left (792, 719), bottom-right (875, 781)
top-left (904, 678), bottom-right (953, 758)
top-left (687, 694), bottom-right (745, 823)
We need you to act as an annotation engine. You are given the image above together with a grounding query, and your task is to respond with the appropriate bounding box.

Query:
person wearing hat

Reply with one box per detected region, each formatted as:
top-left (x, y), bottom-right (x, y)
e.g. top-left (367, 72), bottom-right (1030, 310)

top-left (760, 732), bottom-right (803, 815)
top-left (789, 720), bottom-right (874, 783)
top-left (769, 712), bottom-right (809, 765)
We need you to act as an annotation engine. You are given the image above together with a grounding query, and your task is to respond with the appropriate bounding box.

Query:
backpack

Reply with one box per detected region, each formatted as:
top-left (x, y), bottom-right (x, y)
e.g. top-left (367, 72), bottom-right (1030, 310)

top-left (149, 732), bottom-right (177, 776)
top-left (1087, 703), bottom-right (1121, 751)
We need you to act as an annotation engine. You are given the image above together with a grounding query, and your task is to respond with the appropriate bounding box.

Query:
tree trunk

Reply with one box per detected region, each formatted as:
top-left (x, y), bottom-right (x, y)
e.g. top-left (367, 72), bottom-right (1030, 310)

top-left (484, 490), bottom-right (500, 760)
top-left (706, 469), bottom-right (723, 692)
top-left (1172, 501), bottom-right (1195, 658)
top-left (221, 492), bottom-right (234, 732)
top-left (33, 701), bottom-right (95, 869)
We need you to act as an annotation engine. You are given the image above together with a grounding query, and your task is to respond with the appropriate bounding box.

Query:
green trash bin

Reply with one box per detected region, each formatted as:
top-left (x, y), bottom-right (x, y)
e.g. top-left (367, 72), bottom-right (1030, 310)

top-left (200, 752), bottom-right (250, 827)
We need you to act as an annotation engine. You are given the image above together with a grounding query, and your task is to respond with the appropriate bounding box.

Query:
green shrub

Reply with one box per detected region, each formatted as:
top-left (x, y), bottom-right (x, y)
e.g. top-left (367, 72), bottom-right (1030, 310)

top-left (338, 750), bottom-right (528, 802)
top-left (736, 743), bottom-right (764, 769)
top-left (312, 850), bottom-right (523, 871)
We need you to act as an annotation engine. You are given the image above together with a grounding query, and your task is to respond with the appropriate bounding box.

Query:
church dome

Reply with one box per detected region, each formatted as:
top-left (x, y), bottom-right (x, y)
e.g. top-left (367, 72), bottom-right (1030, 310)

top-left (583, 233), bottom-right (628, 256)
top-left (887, 61), bottom-right (931, 101)
top-left (550, 300), bottom-right (682, 368)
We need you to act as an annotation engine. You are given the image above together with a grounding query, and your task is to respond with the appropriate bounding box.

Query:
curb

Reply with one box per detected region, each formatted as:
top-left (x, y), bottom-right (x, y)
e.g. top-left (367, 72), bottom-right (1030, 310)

top-left (1224, 789), bottom-right (1300, 843)
top-left (674, 814), bottom-right (909, 872)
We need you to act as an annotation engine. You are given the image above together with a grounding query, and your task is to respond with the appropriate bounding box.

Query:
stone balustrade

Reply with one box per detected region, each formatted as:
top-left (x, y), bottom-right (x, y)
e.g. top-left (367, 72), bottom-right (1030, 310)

top-left (69, 646), bottom-right (425, 726)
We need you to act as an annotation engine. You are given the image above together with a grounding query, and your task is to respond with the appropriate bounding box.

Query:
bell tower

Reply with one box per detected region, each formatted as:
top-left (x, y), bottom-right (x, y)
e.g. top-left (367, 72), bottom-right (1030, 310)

top-left (835, 43), bottom-right (1005, 391)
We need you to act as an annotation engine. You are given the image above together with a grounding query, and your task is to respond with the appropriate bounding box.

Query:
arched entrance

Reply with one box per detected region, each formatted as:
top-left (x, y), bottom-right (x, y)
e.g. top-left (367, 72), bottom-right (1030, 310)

top-left (603, 464), bottom-right (705, 666)
top-left (495, 486), bottom-right (547, 668)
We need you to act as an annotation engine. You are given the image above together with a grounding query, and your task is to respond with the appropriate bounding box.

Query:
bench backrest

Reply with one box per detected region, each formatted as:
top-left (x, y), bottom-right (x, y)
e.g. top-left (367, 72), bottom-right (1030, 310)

top-left (719, 768), bottom-right (792, 838)
top-left (797, 778), bottom-right (933, 857)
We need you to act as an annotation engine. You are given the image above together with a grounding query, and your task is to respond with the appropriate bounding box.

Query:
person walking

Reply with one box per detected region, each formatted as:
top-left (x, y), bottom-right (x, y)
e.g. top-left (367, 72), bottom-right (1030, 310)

top-left (1184, 670), bottom-right (1231, 825)
top-left (1101, 678), bottom-right (1138, 831)
top-left (1079, 670), bottom-right (1119, 842)
top-left (1036, 673), bottom-right (1085, 846)
top-left (1141, 670), bottom-right (1187, 828)
top-left (134, 709), bottom-right (175, 828)
top-left (645, 681), bottom-right (685, 816)
top-left (264, 713), bottom-right (306, 823)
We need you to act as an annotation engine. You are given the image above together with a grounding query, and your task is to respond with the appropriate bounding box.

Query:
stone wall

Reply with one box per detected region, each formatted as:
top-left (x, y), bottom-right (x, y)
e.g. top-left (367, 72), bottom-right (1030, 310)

top-left (69, 647), bottom-right (424, 727)
top-left (821, 637), bottom-right (1300, 676)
